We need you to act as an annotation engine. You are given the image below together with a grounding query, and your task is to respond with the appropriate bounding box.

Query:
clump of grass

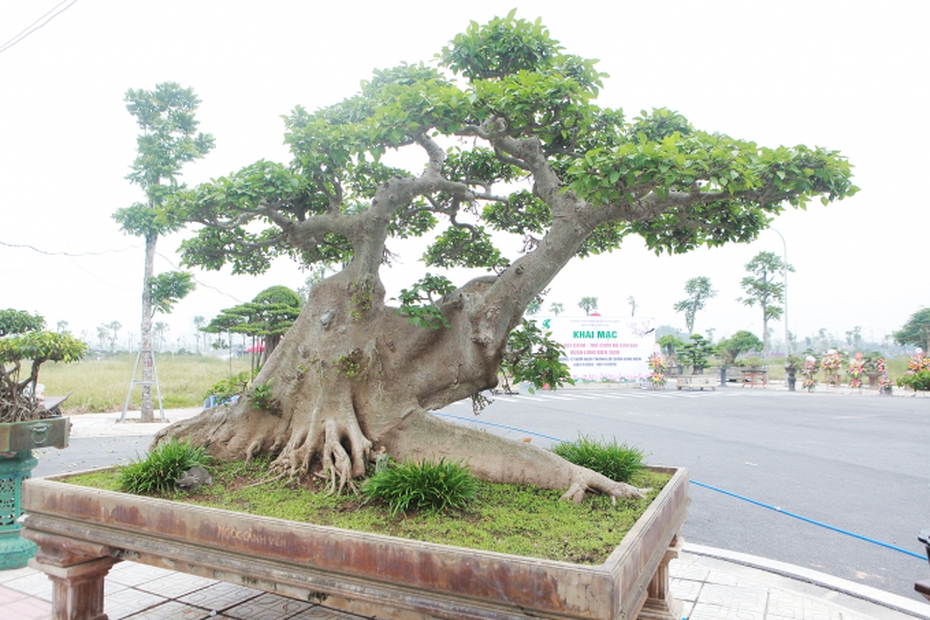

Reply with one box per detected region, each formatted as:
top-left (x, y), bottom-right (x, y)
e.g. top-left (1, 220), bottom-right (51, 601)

top-left (550, 436), bottom-right (644, 483)
top-left (118, 438), bottom-right (210, 495)
top-left (361, 458), bottom-right (478, 516)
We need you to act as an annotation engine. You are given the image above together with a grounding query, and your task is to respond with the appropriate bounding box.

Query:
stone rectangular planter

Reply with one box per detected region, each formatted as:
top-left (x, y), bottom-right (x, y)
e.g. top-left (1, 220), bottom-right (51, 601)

top-left (674, 376), bottom-right (716, 391)
top-left (21, 466), bottom-right (689, 620)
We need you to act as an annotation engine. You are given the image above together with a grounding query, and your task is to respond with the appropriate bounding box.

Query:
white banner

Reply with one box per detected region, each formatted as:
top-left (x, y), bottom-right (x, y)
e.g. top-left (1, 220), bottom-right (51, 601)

top-left (539, 316), bottom-right (655, 383)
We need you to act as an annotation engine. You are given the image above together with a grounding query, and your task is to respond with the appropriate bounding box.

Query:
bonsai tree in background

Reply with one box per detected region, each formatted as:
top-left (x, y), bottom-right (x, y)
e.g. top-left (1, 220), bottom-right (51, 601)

top-left (202, 286), bottom-right (302, 366)
top-left (678, 334), bottom-right (715, 374)
top-left (0, 310), bottom-right (87, 423)
top-left (113, 82), bottom-right (213, 422)
top-left (893, 307), bottom-right (930, 353)
top-left (716, 330), bottom-right (763, 365)
top-left (578, 297), bottom-right (599, 316)
top-left (738, 251), bottom-right (794, 355)
top-left (549, 302), bottom-right (565, 316)
top-left (673, 277), bottom-right (716, 334)
top-left (657, 334), bottom-right (684, 370)
top-left (157, 13), bottom-right (856, 502)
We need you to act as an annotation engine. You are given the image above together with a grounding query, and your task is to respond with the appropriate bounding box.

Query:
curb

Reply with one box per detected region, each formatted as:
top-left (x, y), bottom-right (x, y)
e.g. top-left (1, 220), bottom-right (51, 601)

top-left (683, 543), bottom-right (930, 618)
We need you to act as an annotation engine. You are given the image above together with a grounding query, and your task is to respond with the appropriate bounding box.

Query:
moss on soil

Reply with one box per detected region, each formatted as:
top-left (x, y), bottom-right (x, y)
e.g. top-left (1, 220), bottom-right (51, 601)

top-left (65, 459), bottom-right (671, 565)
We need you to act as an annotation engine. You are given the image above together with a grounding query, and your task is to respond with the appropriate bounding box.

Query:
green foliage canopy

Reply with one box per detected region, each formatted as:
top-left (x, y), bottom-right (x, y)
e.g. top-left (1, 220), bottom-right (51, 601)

top-left (202, 286), bottom-right (302, 339)
top-left (0, 309), bottom-right (87, 422)
top-left (893, 308), bottom-right (930, 352)
top-left (673, 276), bottom-right (716, 334)
top-left (716, 330), bottom-right (763, 365)
top-left (164, 13), bottom-right (856, 311)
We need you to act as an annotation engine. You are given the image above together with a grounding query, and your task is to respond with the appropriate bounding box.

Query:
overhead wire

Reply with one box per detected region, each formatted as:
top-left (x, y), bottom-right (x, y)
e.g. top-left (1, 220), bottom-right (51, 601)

top-left (0, 0), bottom-right (80, 55)
top-left (0, 238), bottom-right (246, 304)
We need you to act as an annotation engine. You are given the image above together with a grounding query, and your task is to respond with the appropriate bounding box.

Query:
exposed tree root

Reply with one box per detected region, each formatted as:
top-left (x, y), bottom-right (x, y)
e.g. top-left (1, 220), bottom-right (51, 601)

top-left (157, 397), bottom-right (645, 505)
top-left (379, 409), bottom-right (650, 504)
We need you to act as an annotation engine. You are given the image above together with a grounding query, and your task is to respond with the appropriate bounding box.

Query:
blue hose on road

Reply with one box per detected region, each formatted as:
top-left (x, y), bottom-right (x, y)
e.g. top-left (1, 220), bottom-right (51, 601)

top-left (431, 411), bottom-right (928, 562)
top-left (689, 480), bottom-right (927, 561)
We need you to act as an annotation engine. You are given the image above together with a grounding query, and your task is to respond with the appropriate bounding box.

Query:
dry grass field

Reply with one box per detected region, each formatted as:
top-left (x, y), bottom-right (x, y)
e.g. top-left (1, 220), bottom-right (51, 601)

top-left (39, 353), bottom-right (252, 413)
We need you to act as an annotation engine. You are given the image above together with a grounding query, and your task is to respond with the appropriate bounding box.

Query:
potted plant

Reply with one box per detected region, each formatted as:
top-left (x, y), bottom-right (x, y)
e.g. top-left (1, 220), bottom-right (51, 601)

top-left (785, 354), bottom-right (803, 391)
top-left (0, 308), bottom-right (86, 569)
top-left (801, 355), bottom-right (818, 392)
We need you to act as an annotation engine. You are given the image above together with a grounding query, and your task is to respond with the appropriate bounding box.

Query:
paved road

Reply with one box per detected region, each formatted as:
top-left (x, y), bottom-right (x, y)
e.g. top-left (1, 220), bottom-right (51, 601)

top-left (435, 388), bottom-right (930, 601)
top-left (32, 387), bottom-right (930, 601)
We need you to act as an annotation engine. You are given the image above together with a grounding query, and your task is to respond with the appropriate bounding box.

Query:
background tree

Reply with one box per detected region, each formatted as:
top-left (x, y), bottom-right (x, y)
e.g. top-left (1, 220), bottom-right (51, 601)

top-left (549, 302), bottom-right (564, 316)
top-left (56, 320), bottom-right (68, 333)
top-left (894, 307), bottom-right (930, 352)
top-left (657, 334), bottom-right (684, 368)
top-left (578, 297), bottom-right (599, 316)
top-left (153, 322), bottom-right (169, 353)
top-left (525, 299), bottom-right (542, 316)
top-left (738, 251), bottom-right (794, 355)
top-left (113, 82), bottom-right (213, 422)
top-left (716, 330), bottom-right (763, 365)
top-left (98, 320), bottom-right (122, 353)
top-left (157, 14), bottom-right (856, 502)
top-left (845, 326), bottom-right (863, 351)
top-left (202, 286), bottom-right (303, 367)
top-left (673, 276), bottom-right (716, 335)
top-left (628, 295), bottom-right (637, 317)
top-left (193, 316), bottom-right (206, 354)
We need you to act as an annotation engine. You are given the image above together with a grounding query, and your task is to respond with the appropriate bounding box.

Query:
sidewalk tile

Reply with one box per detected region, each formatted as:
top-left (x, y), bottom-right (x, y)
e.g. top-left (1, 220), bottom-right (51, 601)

top-left (0, 566), bottom-right (38, 584)
top-left (134, 571), bottom-right (216, 598)
top-left (176, 581), bottom-right (264, 611)
top-left (103, 587), bottom-right (167, 619)
top-left (287, 606), bottom-right (369, 619)
top-left (223, 592), bottom-right (313, 619)
top-left (671, 576), bottom-right (705, 602)
top-left (688, 600), bottom-right (766, 620)
top-left (123, 600), bottom-right (215, 619)
top-left (108, 562), bottom-right (179, 587)
top-left (2, 595), bottom-right (52, 620)
top-left (2, 571), bottom-right (53, 600)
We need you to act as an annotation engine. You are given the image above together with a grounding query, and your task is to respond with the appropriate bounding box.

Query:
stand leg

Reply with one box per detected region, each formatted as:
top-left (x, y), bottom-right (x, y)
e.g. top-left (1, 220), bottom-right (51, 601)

top-left (22, 530), bottom-right (119, 620)
top-left (638, 535), bottom-right (683, 620)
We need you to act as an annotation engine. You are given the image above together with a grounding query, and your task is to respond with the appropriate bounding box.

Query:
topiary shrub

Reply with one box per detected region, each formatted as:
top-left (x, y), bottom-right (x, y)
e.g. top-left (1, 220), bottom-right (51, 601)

top-left (551, 436), bottom-right (644, 483)
top-left (118, 438), bottom-right (211, 495)
top-left (361, 458), bottom-right (478, 516)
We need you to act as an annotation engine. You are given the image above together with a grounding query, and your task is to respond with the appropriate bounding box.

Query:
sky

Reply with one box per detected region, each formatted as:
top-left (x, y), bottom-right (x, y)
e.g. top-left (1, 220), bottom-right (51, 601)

top-left (1, 0), bottom-right (927, 353)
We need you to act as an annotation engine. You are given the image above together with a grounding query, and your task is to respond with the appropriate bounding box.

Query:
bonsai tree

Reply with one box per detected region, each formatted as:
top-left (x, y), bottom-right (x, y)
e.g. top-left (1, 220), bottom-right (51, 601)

top-left (657, 334), bottom-right (684, 369)
top-left (716, 330), bottom-right (762, 365)
top-left (157, 13), bottom-right (856, 503)
top-left (678, 334), bottom-right (715, 374)
top-left (0, 310), bottom-right (87, 423)
top-left (202, 285), bottom-right (303, 365)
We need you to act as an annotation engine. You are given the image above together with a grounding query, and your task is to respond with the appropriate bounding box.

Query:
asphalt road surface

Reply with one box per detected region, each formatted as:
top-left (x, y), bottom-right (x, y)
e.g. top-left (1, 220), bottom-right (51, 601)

top-left (32, 387), bottom-right (930, 601)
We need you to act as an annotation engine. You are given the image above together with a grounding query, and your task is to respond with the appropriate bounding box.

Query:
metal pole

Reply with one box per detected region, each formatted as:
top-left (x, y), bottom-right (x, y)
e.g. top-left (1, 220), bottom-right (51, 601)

top-left (770, 228), bottom-right (788, 359)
